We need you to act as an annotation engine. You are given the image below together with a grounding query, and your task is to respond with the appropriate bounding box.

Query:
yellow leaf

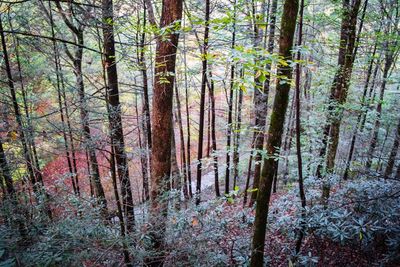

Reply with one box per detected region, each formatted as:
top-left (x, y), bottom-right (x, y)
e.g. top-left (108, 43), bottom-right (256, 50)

top-left (9, 131), bottom-right (18, 141)
top-left (192, 218), bottom-right (199, 226)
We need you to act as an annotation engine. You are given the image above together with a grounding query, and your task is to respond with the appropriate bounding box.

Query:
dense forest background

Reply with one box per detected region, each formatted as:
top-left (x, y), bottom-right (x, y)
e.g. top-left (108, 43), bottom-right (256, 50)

top-left (0, 0), bottom-right (399, 266)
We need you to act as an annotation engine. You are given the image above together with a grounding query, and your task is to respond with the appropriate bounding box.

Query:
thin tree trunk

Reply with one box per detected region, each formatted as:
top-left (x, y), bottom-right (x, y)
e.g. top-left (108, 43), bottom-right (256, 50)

top-left (171, 123), bottom-right (181, 209)
top-left (343, 41), bottom-right (377, 180)
top-left (384, 116), bottom-right (400, 177)
top-left (366, 44), bottom-right (395, 169)
top-left (183, 15), bottom-right (193, 198)
top-left (102, 0), bottom-right (134, 229)
top-left (208, 69), bottom-right (220, 197)
top-left (250, 1), bottom-right (299, 265)
top-left (225, 0), bottom-right (237, 195)
top-left (0, 17), bottom-right (37, 191)
top-left (0, 138), bottom-right (15, 197)
top-left (294, 0), bottom-right (306, 254)
top-left (233, 81), bottom-right (243, 189)
top-left (47, 2), bottom-right (78, 195)
top-left (196, 0), bottom-right (211, 205)
top-left (140, 0), bottom-right (152, 168)
top-left (0, 14), bottom-right (52, 220)
top-left (175, 86), bottom-right (189, 199)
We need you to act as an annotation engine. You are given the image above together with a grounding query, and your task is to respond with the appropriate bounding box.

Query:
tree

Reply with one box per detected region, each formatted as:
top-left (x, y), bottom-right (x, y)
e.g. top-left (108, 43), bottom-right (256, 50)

top-left (148, 0), bottom-right (183, 263)
top-left (195, 0), bottom-right (211, 205)
top-left (55, 0), bottom-right (108, 211)
top-left (102, 0), bottom-right (135, 231)
top-left (250, 0), bottom-right (299, 265)
top-left (319, 0), bottom-right (362, 203)
top-left (225, 0), bottom-right (237, 195)
top-left (384, 116), bottom-right (400, 177)
top-left (250, 0), bottom-right (278, 206)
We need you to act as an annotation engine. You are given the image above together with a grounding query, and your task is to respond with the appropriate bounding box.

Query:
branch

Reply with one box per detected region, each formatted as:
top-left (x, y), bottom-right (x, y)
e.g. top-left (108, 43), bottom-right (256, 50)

top-left (2, 30), bottom-right (102, 54)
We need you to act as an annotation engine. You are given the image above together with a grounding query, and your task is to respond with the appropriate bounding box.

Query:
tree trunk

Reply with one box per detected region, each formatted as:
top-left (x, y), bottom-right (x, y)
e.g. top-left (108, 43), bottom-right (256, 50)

top-left (148, 0), bottom-right (183, 263)
top-left (384, 116), bottom-right (400, 177)
top-left (250, 0), bottom-right (278, 205)
top-left (102, 0), bottom-right (134, 230)
top-left (322, 0), bottom-right (362, 203)
top-left (175, 86), bottom-right (189, 199)
top-left (225, 0), bottom-right (237, 195)
top-left (55, 0), bottom-right (108, 212)
top-left (233, 81), bottom-right (243, 189)
top-left (195, 0), bottom-right (211, 205)
top-left (366, 43), bottom-right (395, 169)
top-left (316, 0), bottom-right (362, 180)
top-left (294, 0), bottom-right (306, 254)
top-left (47, 2), bottom-right (79, 195)
top-left (208, 69), bottom-right (220, 197)
top-left (250, 0), bottom-right (299, 265)
top-left (140, 1), bottom-right (152, 181)
top-left (0, 138), bottom-right (15, 197)
top-left (183, 16), bottom-right (193, 198)
top-left (343, 41), bottom-right (377, 180)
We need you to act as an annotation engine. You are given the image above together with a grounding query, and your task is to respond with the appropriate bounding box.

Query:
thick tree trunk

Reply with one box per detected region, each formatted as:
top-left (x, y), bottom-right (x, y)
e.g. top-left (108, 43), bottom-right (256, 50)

top-left (102, 0), bottom-right (134, 230)
top-left (148, 0), bottom-right (183, 263)
top-left (250, 0), bottom-right (299, 265)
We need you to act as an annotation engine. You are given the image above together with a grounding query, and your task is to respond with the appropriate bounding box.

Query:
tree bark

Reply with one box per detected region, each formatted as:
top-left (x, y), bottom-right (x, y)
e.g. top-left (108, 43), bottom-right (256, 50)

top-left (225, 0), bottom-right (237, 195)
top-left (148, 0), bottom-right (183, 262)
top-left (250, 0), bottom-right (278, 205)
top-left (195, 0), bottom-right (211, 205)
top-left (175, 86), bottom-right (189, 199)
top-left (250, 0), bottom-right (299, 265)
top-left (233, 81), bottom-right (243, 189)
top-left (366, 41), bottom-right (395, 169)
top-left (384, 116), bottom-right (400, 177)
top-left (55, 0), bottom-right (107, 212)
top-left (294, 0), bottom-right (306, 254)
top-left (102, 0), bottom-right (135, 230)
top-left (208, 69), bottom-right (220, 197)
top-left (321, 0), bottom-right (362, 203)
top-left (343, 40), bottom-right (377, 180)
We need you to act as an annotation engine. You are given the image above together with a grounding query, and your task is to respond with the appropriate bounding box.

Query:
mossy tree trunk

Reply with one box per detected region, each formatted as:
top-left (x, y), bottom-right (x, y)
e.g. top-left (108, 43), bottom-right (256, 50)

top-left (250, 0), bottom-right (299, 265)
